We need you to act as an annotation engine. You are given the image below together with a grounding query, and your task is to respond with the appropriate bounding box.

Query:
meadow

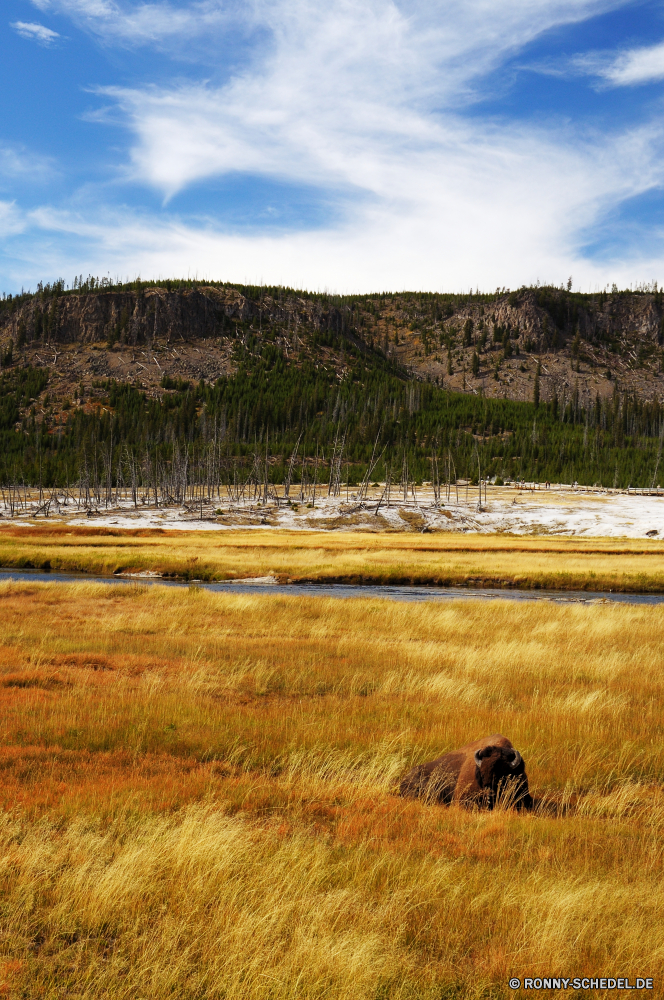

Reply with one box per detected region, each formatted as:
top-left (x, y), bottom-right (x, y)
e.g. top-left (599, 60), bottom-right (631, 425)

top-left (0, 578), bottom-right (662, 998)
top-left (4, 525), bottom-right (664, 591)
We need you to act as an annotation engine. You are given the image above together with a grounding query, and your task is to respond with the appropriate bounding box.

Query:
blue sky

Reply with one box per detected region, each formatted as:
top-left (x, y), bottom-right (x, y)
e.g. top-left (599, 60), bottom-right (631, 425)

top-left (3, 0), bottom-right (664, 293)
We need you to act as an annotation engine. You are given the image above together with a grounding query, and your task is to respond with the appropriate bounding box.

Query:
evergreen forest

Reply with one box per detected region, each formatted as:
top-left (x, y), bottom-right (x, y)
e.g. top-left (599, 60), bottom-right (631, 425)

top-left (1, 334), bottom-right (662, 492)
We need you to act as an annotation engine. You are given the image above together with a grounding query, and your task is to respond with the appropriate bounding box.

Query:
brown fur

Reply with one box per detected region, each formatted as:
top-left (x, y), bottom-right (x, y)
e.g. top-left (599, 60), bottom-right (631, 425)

top-left (399, 734), bottom-right (533, 810)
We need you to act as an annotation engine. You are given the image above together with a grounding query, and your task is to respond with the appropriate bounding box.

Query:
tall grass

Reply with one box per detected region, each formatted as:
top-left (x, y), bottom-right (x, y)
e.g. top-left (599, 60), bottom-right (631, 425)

top-left (4, 526), bottom-right (664, 590)
top-left (0, 581), bottom-right (662, 996)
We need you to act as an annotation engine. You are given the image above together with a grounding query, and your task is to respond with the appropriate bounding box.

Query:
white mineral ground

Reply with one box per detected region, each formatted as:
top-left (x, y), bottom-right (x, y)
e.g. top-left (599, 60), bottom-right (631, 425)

top-left (3, 484), bottom-right (664, 538)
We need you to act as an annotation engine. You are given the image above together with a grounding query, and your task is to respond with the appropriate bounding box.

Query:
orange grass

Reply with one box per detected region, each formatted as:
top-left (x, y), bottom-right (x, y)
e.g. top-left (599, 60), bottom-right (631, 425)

top-left (4, 525), bottom-right (664, 590)
top-left (0, 580), bottom-right (663, 998)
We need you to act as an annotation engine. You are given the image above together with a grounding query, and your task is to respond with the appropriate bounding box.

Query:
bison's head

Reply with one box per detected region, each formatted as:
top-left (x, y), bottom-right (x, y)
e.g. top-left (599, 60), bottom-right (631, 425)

top-left (473, 745), bottom-right (531, 809)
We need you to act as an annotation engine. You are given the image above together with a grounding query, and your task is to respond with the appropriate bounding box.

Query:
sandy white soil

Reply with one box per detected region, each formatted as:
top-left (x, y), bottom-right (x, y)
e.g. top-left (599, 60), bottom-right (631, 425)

top-left (3, 485), bottom-right (664, 538)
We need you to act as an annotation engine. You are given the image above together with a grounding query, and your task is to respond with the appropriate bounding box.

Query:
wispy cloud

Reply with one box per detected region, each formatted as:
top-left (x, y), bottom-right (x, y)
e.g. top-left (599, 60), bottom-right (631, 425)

top-left (18, 161), bottom-right (664, 294)
top-left (31, 0), bottom-right (623, 60)
top-left (90, 0), bottom-right (627, 198)
top-left (11, 20), bottom-right (60, 45)
top-left (0, 145), bottom-right (55, 183)
top-left (10, 0), bottom-right (664, 291)
top-left (580, 39), bottom-right (664, 87)
top-left (0, 201), bottom-right (26, 237)
top-left (30, 0), bottom-right (237, 49)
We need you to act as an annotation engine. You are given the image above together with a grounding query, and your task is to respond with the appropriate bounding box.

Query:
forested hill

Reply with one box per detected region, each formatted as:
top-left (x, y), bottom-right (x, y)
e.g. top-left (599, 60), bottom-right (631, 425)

top-left (2, 278), bottom-right (664, 405)
top-left (1, 278), bottom-right (664, 488)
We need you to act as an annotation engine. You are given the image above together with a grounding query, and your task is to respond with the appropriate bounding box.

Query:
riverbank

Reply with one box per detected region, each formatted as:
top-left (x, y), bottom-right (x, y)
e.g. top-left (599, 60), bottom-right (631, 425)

top-left (4, 526), bottom-right (664, 592)
top-left (5, 566), bottom-right (664, 605)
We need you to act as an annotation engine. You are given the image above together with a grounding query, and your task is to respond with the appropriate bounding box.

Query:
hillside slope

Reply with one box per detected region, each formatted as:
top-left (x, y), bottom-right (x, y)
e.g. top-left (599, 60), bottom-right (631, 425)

top-left (2, 280), bottom-right (664, 489)
top-left (1, 281), bottom-right (663, 412)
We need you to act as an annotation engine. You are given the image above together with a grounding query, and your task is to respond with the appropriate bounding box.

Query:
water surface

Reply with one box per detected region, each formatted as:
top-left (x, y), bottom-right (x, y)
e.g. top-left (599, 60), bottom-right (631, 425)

top-left (1, 568), bottom-right (663, 605)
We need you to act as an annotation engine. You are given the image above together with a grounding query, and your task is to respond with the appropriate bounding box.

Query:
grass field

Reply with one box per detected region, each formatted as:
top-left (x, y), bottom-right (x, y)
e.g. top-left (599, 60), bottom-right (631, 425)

top-left (4, 525), bottom-right (664, 591)
top-left (0, 578), bottom-right (662, 998)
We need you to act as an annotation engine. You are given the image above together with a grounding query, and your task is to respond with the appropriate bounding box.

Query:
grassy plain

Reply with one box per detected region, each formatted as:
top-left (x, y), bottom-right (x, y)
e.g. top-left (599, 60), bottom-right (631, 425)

top-left (4, 525), bottom-right (664, 591)
top-left (0, 579), bottom-right (662, 997)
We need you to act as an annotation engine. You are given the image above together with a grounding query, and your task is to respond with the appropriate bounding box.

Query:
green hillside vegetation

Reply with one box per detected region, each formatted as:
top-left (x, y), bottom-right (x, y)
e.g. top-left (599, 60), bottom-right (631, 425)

top-left (1, 327), bottom-right (663, 490)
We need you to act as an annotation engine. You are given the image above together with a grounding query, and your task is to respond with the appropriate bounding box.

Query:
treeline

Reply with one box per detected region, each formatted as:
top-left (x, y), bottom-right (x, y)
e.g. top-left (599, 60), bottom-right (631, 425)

top-left (0, 275), bottom-right (515, 313)
top-left (2, 339), bottom-right (664, 490)
top-left (3, 277), bottom-right (661, 329)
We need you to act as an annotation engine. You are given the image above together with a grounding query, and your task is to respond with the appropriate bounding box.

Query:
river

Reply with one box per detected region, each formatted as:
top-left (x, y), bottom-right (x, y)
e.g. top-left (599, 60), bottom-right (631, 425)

top-left (1, 568), bottom-right (663, 605)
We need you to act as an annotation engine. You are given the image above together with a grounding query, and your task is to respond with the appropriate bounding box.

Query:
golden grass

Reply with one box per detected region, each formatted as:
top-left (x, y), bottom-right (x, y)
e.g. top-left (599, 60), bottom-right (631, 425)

top-left (5, 525), bottom-right (664, 591)
top-left (0, 580), bottom-right (663, 996)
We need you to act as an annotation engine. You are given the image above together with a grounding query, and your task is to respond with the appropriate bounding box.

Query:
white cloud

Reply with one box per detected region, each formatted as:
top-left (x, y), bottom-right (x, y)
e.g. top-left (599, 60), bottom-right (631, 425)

top-left (30, 0), bottom-right (237, 48)
top-left (21, 112), bottom-right (664, 293)
top-left (11, 20), bottom-right (60, 45)
top-left (32, 0), bottom-right (622, 58)
top-left (11, 0), bottom-right (664, 292)
top-left (589, 40), bottom-right (664, 87)
top-left (0, 145), bottom-right (55, 183)
top-left (13, 196), bottom-right (663, 298)
top-left (0, 201), bottom-right (26, 237)
top-left (92, 0), bottom-right (627, 198)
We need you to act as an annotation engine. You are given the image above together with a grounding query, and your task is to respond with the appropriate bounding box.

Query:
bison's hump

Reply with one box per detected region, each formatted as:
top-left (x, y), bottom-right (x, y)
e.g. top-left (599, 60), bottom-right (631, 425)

top-left (456, 733), bottom-right (514, 754)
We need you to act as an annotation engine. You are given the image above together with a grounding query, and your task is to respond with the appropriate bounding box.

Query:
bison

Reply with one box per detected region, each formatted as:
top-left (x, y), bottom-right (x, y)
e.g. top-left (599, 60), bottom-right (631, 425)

top-left (399, 734), bottom-right (533, 810)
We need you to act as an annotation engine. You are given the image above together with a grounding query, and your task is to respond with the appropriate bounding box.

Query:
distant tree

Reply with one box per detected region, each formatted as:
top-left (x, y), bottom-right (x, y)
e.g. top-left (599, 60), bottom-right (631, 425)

top-left (571, 328), bottom-right (581, 370)
top-left (1, 338), bottom-right (13, 367)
